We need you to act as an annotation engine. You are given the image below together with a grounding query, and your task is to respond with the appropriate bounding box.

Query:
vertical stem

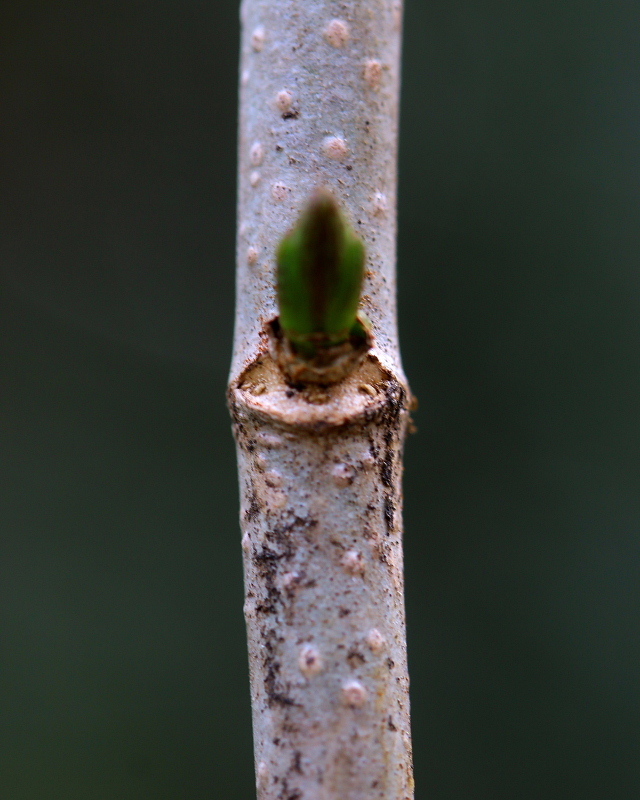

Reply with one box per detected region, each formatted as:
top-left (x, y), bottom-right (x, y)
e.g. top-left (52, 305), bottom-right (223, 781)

top-left (230, 2), bottom-right (413, 798)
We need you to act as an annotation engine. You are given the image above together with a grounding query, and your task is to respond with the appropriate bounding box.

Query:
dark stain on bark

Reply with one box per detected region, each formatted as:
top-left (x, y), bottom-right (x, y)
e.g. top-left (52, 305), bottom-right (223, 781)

top-left (252, 517), bottom-right (316, 708)
top-left (265, 657), bottom-right (296, 707)
top-left (383, 495), bottom-right (395, 534)
top-left (380, 450), bottom-right (393, 487)
top-left (368, 379), bottom-right (406, 537)
top-left (277, 774), bottom-right (302, 800)
top-left (244, 489), bottom-right (261, 522)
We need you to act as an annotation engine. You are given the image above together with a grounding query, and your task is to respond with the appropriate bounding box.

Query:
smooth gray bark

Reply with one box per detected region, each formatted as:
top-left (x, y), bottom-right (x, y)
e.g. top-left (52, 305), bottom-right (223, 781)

top-left (229, 2), bottom-right (413, 798)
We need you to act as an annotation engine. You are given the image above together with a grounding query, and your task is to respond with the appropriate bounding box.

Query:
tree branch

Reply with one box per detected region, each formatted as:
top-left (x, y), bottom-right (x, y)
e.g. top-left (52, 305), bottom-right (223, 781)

top-left (229, 1), bottom-right (413, 797)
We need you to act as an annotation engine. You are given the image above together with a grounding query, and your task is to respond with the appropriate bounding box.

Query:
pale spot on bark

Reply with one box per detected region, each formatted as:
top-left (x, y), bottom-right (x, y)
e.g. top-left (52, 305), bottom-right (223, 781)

top-left (282, 571), bottom-right (302, 591)
top-left (364, 59), bottom-right (383, 90)
top-left (366, 628), bottom-right (387, 653)
top-left (322, 136), bottom-right (348, 161)
top-left (255, 432), bottom-right (284, 449)
top-left (250, 170), bottom-right (261, 187)
top-left (324, 18), bottom-right (350, 48)
top-left (257, 761), bottom-right (269, 786)
top-left (251, 26), bottom-right (265, 52)
top-left (342, 679), bottom-right (368, 707)
top-left (360, 450), bottom-right (376, 470)
top-left (372, 191), bottom-right (389, 216)
top-left (263, 469), bottom-right (283, 488)
top-left (342, 549), bottom-right (365, 575)
top-left (250, 141), bottom-right (264, 166)
top-left (298, 644), bottom-right (323, 676)
top-left (267, 489), bottom-right (287, 509)
top-left (275, 89), bottom-right (293, 112)
top-left (254, 453), bottom-right (268, 471)
top-left (271, 182), bottom-right (290, 202)
top-left (331, 463), bottom-right (355, 486)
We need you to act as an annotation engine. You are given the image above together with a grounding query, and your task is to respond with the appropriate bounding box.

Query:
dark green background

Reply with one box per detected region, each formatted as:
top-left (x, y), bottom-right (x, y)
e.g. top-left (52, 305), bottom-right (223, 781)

top-left (1, 1), bottom-right (638, 797)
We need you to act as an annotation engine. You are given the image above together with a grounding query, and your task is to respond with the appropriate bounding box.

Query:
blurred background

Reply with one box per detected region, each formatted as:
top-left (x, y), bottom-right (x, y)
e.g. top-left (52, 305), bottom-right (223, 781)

top-left (1, 1), bottom-right (639, 797)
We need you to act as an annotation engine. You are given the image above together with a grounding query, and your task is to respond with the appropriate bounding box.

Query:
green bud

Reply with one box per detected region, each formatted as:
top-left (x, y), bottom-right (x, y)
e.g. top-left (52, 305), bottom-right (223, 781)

top-left (277, 188), bottom-right (366, 360)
